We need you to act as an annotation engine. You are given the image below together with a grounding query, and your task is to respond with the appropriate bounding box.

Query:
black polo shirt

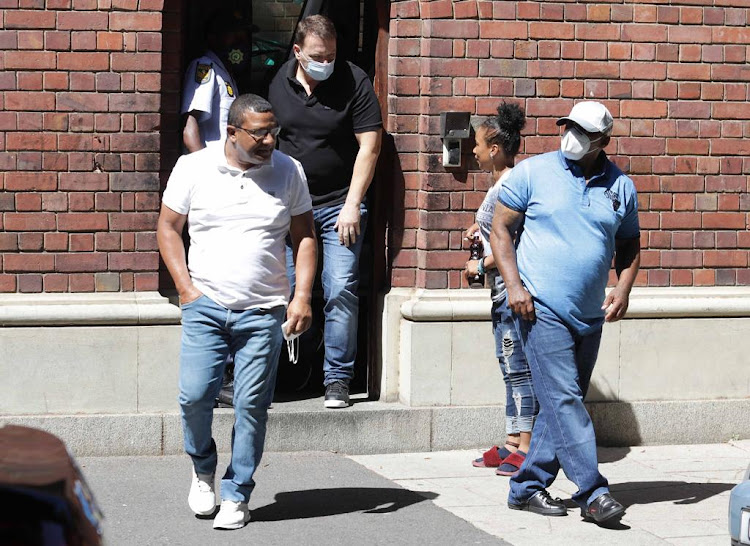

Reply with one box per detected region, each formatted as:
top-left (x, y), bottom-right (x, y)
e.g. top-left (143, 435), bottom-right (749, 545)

top-left (268, 59), bottom-right (382, 208)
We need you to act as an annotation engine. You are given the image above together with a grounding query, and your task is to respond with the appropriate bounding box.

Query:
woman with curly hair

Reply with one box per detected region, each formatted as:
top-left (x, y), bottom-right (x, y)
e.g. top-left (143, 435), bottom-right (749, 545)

top-left (464, 102), bottom-right (538, 477)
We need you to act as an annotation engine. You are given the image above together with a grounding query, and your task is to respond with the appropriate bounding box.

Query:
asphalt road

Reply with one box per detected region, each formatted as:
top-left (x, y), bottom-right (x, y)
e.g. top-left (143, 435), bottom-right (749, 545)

top-left (79, 451), bottom-right (510, 546)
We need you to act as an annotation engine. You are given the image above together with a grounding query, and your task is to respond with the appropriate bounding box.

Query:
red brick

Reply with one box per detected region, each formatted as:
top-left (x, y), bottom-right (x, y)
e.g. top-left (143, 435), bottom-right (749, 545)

top-left (660, 250), bottom-right (702, 268)
top-left (5, 172), bottom-right (57, 191)
top-left (621, 24), bottom-right (665, 42)
top-left (69, 274), bottom-right (95, 292)
top-left (4, 254), bottom-right (55, 272)
top-left (4, 213), bottom-right (56, 231)
top-left (44, 233), bottom-right (68, 251)
top-left (108, 212), bottom-right (158, 231)
top-left (110, 52), bottom-right (161, 71)
top-left (5, 10), bottom-right (56, 28)
top-left (108, 252), bottom-right (159, 271)
top-left (669, 26), bottom-right (712, 44)
top-left (18, 232), bottom-right (43, 250)
top-left (479, 21), bottom-right (527, 40)
top-left (421, 0), bottom-right (453, 19)
top-left (71, 31), bottom-right (96, 51)
top-left (5, 51), bottom-right (56, 70)
top-left (55, 252), bottom-right (107, 271)
top-left (703, 250), bottom-right (747, 267)
top-left (57, 11), bottom-right (109, 30)
top-left (57, 213), bottom-right (108, 231)
top-left (109, 93), bottom-right (160, 112)
top-left (111, 0), bottom-right (137, 8)
top-left (530, 22), bottom-right (574, 40)
top-left (57, 52), bottom-right (109, 71)
top-left (109, 12), bottom-right (162, 31)
top-left (661, 212), bottom-right (702, 229)
top-left (43, 274), bottom-right (69, 292)
top-left (42, 72), bottom-right (68, 91)
top-left (56, 92), bottom-right (109, 112)
top-left (454, 0), bottom-right (477, 19)
top-left (702, 212), bottom-right (746, 229)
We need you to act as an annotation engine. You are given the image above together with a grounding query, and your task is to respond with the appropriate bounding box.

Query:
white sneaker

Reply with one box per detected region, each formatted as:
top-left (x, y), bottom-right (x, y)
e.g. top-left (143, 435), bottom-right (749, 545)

top-left (188, 470), bottom-right (216, 516)
top-left (213, 500), bottom-right (250, 530)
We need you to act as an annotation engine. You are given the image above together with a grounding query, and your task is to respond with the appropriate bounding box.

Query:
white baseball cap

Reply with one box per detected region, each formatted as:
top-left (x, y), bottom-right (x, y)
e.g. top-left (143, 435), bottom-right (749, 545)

top-left (556, 101), bottom-right (613, 135)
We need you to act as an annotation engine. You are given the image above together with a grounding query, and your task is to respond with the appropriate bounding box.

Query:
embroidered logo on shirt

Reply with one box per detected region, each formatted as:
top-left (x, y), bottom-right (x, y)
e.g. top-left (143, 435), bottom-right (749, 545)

top-left (195, 63), bottom-right (212, 84)
top-left (604, 189), bottom-right (621, 211)
top-left (225, 82), bottom-right (234, 97)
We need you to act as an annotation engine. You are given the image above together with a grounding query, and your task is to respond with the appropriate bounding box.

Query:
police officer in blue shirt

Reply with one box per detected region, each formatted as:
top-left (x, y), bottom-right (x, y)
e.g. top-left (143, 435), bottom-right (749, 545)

top-left (491, 101), bottom-right (641, 525)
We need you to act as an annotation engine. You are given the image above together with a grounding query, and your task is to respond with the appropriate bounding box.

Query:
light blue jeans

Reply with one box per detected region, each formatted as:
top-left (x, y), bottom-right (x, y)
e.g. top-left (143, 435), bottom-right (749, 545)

top-left (286, 202), bottom-right (368, 386)
top-left (508, 307), bottom-right (609, 508)
top-left (492, 295), bottom-right (537, 435)
top-left (178, 294), bottom-right (285, 503)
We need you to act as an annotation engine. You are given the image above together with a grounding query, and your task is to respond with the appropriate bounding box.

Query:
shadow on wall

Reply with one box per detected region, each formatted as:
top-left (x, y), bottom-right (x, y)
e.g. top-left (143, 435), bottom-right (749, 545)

top-left (382, 132), bottom-right (405, 284)
top-left (586, 381), bottom-right (643, 448)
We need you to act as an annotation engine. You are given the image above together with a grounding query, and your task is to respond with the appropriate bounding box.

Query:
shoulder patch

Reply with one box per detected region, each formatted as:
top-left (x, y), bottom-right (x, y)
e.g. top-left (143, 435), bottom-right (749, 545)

top-left (225, 81), bottom-right (234, 97)
top-left (195, 63), bottom-right (212, 84)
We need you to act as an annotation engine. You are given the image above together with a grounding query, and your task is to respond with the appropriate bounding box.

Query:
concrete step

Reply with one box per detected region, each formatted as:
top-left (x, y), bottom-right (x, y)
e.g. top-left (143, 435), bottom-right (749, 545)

top-left (3, 397), bottom-right (748, 457)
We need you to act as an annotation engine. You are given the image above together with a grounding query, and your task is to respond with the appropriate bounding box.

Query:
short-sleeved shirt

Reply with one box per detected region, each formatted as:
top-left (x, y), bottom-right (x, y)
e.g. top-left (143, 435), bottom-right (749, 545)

top-left (162, 143), bottom-right (313, 311)
top-left (268, 59), bottom-right (382, 208)
top-left (181, 50), bottom-right (238, 147)
top-left (499, 150), bottom-right (640, 335)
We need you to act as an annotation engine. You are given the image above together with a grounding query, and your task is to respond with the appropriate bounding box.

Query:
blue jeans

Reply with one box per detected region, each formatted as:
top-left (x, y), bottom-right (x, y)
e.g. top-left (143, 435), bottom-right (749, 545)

top-left (508, 307), bottom-right (609, 508)
top-left (178, 295), bottom-right (285, 503)
top-left (286, 202), bottom-right (368, 386)
top-left (492, 296), bottom-right (537, 435)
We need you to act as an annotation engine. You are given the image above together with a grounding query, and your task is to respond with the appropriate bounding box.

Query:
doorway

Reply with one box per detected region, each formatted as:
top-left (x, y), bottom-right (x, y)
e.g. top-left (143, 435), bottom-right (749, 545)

top-left (177, 0), bottom-right (389, 400)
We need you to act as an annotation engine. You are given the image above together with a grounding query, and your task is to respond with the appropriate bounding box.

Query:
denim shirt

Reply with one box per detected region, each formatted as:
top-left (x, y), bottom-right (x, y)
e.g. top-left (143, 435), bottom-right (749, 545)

top-left (499, 150), bottom-right (640, 335)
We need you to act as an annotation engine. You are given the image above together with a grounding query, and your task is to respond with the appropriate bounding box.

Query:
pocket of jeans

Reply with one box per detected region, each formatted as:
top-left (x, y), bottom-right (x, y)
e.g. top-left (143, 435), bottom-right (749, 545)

top-left (180, 294), bottom-right (205, 309)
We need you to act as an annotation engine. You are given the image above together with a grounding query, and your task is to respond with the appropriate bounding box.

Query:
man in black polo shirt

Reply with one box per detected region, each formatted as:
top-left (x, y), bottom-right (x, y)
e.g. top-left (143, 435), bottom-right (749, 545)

top-left (268, 15), bottom-right (382, 408)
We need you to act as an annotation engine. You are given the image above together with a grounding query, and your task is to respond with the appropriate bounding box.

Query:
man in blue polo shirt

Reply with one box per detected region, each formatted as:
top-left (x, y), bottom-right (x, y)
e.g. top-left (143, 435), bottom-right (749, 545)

top-left (490, 101), bottom-right (640, 525)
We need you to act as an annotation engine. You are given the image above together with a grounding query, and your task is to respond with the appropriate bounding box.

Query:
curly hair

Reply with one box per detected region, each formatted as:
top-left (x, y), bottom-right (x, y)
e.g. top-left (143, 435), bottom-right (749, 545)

top-left (480, 102), bottom-right (526, 157)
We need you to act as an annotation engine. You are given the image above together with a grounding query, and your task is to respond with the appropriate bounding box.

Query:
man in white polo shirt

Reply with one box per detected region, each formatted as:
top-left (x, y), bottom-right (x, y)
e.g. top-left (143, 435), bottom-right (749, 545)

top-left (157, 94), bottom-right (316, 530)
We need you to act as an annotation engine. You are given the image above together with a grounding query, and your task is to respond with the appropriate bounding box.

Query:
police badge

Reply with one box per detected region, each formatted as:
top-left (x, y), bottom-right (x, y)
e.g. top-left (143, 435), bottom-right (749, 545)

top-left (225, 82), bottom-right (234, 97)
top-left (195, 63), bottom-right (212, 84)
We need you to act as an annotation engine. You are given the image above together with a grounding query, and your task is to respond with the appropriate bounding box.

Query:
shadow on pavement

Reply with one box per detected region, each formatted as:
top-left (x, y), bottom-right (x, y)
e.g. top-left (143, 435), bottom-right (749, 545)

top-left (610, 480), bottom-right (735, 507)
top-left (250, 487), bottom-right (439, 521)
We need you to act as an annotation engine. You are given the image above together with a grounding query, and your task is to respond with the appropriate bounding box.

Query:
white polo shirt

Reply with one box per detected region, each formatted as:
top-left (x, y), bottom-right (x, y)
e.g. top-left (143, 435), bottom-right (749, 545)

top-left (181, 50), bottom-right (237, 146)
top-left (162, 143), bottom-right (313, 311)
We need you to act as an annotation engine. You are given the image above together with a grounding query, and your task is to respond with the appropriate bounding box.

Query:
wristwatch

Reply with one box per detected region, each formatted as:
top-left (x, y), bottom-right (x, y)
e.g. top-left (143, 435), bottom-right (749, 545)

top-left (477, 257), bottom-right (486, 275)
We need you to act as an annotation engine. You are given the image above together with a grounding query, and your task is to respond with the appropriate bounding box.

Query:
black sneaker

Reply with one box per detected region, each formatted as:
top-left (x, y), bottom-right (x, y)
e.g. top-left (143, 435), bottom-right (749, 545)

top-left (324, 380), bottom-right (350, 409)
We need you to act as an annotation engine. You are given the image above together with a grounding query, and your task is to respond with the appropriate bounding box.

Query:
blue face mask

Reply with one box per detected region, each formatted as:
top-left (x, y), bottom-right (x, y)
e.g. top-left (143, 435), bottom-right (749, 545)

top-left (299, 49), bottom-right (335, 81)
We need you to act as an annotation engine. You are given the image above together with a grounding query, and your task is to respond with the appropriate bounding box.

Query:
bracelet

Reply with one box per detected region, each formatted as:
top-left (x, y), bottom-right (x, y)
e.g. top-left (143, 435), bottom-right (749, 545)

top-left (477, 257), bottom-right (486, 275)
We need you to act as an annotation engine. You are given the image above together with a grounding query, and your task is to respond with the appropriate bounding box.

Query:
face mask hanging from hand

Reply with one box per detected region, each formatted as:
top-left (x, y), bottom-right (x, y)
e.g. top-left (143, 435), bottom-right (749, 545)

top-left (299, 50), bottom-right (335, 81)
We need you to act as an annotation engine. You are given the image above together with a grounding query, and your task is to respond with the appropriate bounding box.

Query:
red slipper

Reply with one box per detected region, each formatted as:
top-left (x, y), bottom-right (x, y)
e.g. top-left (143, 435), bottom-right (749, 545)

top-left (472, 445), bottom-right (509, 468)
top-left (495, 450), bottom-right (526, 476)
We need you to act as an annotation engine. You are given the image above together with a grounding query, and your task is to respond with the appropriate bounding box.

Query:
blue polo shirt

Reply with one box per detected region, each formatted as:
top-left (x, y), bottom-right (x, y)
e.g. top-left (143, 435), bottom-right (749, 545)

top-left (499, 150), bottom-right (640, 335)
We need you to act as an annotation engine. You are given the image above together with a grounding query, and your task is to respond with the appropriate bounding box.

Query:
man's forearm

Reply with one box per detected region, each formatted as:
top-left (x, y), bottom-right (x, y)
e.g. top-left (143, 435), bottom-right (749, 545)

top-left (614, 239), bottom-right (641, 293)
top-left (292, 235), bottom-right (317, 300)
top-left (492, 231), bottom-right (523, 290)
top-left (344, 145), bottom-right (379, 207)
top-left (157, 227), bottom-right (193, 294)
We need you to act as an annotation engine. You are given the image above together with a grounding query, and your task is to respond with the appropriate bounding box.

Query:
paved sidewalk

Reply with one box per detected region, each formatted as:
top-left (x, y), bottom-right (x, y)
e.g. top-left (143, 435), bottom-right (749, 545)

top-left (352, 441), bottom-right (750, 546)
top-left (79, 451), bottom-right (507, 546)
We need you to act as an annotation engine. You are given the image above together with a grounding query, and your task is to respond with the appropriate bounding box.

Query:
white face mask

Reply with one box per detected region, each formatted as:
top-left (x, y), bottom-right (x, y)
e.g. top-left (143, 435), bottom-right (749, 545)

top-left (561, 127), bottom-right (604, 161)
top-left (299, 49), bottom-right (335, 81)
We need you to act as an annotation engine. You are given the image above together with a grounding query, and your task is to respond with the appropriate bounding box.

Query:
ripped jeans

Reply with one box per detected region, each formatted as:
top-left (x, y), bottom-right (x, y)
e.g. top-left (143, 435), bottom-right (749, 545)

top-left (492, 294), bottom-right (538, 434)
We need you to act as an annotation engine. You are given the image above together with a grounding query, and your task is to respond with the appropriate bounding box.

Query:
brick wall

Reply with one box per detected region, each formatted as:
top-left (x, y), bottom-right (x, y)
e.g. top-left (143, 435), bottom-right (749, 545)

top-left (386, 0), bottom-right (750, 289)
top-left (0, 0), bottom-right (182, 293)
